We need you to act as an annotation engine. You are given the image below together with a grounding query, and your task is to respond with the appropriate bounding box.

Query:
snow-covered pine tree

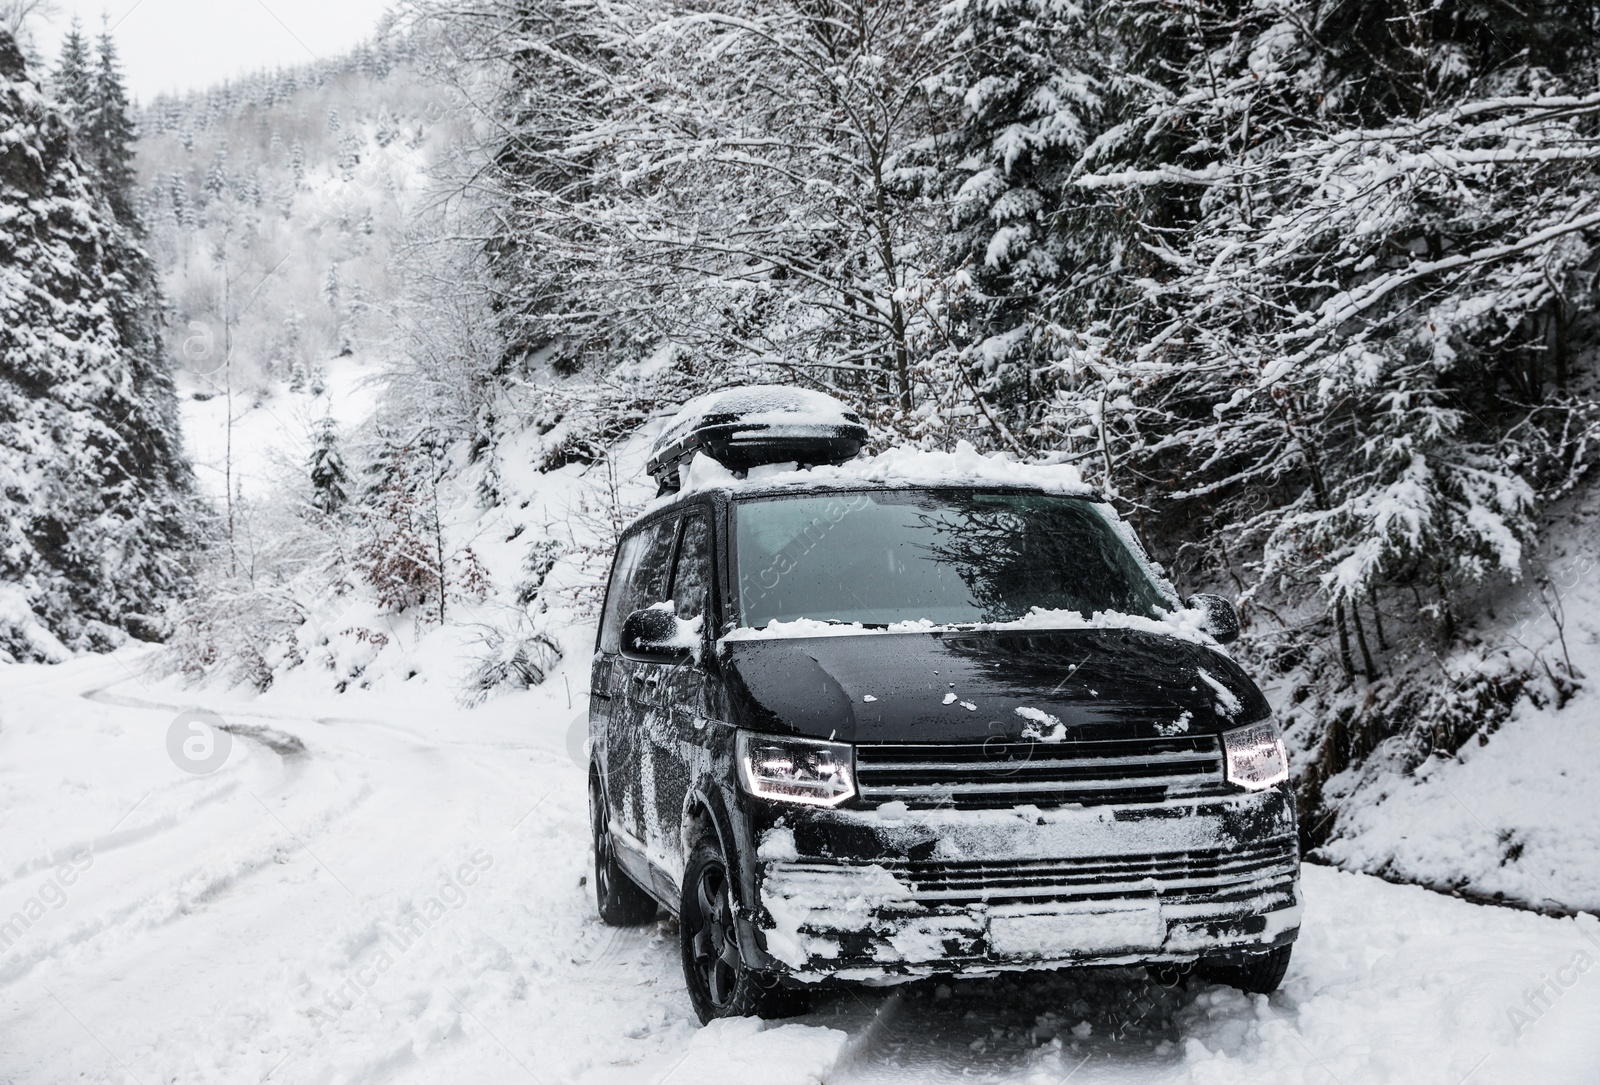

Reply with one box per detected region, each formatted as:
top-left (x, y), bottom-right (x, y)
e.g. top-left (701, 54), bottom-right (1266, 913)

top-left (204, 145), bottom-right (228, 199)
top-left (0, 30), bottom-right (200, 658)
top-left (85, 24), bottom-right (138, 224)
top-left (936, 0), bottom-right (1113, 451)
top-left (168, 169), bottom-right (190, 227)
top-left (337, 130), bottom-right (362, 180)
top-left (1057, 0), bottom-right (1600, 631)
top-left (308, 415), bottom-right (350, 515)
top-left (50, 20), bottom-right (140, 226)
top-left (50, 17), bottom-right (90, 122)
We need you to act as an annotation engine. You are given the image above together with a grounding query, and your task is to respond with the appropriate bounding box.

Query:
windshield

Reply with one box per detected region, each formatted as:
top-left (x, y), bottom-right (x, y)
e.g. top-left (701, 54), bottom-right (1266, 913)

top-left (732, 490), bottom-right (1173, 629)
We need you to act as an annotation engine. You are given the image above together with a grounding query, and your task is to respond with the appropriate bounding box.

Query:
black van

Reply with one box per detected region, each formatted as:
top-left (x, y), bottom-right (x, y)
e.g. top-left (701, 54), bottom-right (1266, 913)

top-left (588, 388), bottom-right (1300, 1024)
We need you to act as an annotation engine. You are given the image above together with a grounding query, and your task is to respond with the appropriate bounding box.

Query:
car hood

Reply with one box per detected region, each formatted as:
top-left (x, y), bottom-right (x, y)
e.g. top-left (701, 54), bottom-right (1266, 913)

top-left (716, 628), bottom-right (1270, 744)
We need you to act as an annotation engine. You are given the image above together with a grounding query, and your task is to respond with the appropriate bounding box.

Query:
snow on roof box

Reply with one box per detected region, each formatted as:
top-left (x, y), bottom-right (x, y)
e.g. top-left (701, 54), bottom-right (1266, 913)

top-left (647, 385), bottom-right (868, 493)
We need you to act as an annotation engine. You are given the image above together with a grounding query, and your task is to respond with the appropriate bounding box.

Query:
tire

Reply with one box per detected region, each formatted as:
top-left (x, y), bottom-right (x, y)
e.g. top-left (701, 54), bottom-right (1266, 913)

top-left (590, 773), bottom-right (658, 927)
top-left (1197, 944), bottom-right (1292, 994)
top-left (679, 835), bottom-right (808, 1024)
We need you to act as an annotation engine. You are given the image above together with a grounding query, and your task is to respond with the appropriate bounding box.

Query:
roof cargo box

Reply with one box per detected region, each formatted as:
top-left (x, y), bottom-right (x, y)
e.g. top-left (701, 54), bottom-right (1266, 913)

top-left (647, 385), bottom-right (868, 493)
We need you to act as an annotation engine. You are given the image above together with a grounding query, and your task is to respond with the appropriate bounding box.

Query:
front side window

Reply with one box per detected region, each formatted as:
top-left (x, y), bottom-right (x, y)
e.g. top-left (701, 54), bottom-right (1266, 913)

top-left (599, 516), bottom-right (678, 652)
top-left (732, 490), bottom-right (1172, 629)
top-left (672, 512), bottom-right (713, 621)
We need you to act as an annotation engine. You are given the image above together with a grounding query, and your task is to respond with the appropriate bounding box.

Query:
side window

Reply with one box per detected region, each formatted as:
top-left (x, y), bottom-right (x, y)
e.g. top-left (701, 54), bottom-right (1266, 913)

top-left (672, 512), bottom-right (713, 622)
top-left (598, 518), bottom-right (678, 653)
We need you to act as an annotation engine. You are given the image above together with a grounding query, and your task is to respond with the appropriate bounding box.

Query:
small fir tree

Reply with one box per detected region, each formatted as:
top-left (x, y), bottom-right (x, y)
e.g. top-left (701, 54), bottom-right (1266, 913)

top-left (308, 415), bottom-right (350, 516)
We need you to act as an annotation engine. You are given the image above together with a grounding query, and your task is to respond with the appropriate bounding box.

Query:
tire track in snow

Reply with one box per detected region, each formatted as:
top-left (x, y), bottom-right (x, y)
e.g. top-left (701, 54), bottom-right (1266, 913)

top-left (0, 776), bottom-right (242, 890)
top-left (81, 678), bottom-right (572, 762)
top-left (0, 670), bottom-right (383, 993)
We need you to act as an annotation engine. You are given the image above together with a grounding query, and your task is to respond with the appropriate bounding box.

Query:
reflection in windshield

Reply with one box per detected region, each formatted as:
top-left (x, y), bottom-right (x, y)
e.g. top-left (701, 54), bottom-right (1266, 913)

top-left (733, 491), bottom-right (1172, 629)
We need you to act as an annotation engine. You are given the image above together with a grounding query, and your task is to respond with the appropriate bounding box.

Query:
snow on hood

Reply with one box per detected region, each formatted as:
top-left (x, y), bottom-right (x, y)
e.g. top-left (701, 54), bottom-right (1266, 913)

top-left (1014, 706), bottom-right (1068, 742)
top-left (674, 439), bottom-right (1094, 499)
top-left (1195, 667), bottom-right (1244, 719)
top-left (720, 605), bottom-right (1217, 646)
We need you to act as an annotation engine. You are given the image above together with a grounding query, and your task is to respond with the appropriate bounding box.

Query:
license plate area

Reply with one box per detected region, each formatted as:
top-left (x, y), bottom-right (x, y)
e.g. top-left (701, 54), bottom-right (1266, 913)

top-left (987, 899), bottom-right (1165, 958)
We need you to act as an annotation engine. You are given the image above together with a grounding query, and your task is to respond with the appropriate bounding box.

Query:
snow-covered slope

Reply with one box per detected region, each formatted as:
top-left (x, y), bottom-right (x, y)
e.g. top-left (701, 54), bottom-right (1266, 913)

top-left (136, 37), bottom-right (472, 515)
top-left (1317, 480), bottom-right (1600, 913)
top-left (137, 41), bottom-right (462, 406)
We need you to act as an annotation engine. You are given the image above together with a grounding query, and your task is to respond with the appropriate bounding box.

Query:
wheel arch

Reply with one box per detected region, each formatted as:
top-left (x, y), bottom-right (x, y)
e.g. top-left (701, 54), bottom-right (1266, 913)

top-left (681, 788), bottom-right (732, 867)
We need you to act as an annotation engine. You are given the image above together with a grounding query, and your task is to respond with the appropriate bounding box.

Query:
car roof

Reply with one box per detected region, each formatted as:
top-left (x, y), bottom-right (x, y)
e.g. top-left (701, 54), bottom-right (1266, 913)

top-left (632, 442), bottom-right (1098, 526)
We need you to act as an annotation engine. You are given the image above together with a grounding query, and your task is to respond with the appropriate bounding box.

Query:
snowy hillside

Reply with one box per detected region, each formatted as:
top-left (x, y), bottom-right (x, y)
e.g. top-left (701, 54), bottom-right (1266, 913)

top-left (1315, 480), bottom-right (1600, 913)
top-left (135, 37), bottom-right (475, 510)
top-left (137, 40), bottom-right (462, 404)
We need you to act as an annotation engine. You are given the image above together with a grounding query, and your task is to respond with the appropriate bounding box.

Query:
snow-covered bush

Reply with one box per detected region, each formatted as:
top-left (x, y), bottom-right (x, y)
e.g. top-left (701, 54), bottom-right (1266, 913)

top-left (461, 618), bottom-right (563, 705)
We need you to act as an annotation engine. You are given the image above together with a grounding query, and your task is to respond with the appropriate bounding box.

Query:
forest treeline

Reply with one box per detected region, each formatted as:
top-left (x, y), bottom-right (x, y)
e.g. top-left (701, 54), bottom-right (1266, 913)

top-left (399, 0), bottom-right (1600, 844)
top-left (0, 23), bottom-right (197, 660)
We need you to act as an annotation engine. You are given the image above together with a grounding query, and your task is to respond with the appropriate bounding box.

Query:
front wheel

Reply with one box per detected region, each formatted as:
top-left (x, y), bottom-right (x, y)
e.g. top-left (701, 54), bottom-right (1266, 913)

top-left (679, 835), bottom-right (807, 1024)
top-left (590, 773), bottom-right (657, 926)
top-left (1197, 944), bottom-right (1292, 994)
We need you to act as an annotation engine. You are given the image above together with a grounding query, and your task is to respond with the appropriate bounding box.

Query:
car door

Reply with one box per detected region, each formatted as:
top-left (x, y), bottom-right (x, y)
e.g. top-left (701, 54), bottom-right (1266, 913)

top-left (649, 507), bottom-right (715, 883)
top-left (600, 515), bottom-right (678, 844)
top-left (592, 530), bottom-right (643, 796)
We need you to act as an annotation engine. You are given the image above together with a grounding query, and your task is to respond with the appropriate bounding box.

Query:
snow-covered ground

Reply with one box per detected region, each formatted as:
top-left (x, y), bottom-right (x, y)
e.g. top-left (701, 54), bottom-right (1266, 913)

top-left (1318, 478), bottom-right (1600, 914)
top-left (2, 648), bottom-right (1597, 1084)
top-left (179, 352), bottom-right (381, 506)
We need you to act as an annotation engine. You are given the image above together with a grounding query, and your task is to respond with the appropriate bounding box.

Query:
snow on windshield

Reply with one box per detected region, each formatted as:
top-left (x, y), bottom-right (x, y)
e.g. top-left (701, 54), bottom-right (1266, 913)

top-left (720, 607), bottom-right (1216, 645)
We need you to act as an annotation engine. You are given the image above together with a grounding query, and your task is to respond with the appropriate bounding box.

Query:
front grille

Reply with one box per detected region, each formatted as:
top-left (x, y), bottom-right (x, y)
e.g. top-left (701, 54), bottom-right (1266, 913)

top-left (779, 839), bottom-right (1299, 908)
top-left (853, 735), bottom-right (1229, 808)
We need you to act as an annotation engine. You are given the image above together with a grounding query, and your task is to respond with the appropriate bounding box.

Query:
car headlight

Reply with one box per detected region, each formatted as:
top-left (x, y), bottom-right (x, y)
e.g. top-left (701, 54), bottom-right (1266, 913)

top-left (1222, 720), bottom-right (1289, 791)
top-left (736, 731), bottom-right (856, 807)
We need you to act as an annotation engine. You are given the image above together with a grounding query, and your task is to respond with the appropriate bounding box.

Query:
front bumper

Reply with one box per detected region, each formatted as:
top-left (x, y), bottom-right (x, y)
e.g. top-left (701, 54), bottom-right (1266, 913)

top-left (747, 789), bottom-right (1301, 982)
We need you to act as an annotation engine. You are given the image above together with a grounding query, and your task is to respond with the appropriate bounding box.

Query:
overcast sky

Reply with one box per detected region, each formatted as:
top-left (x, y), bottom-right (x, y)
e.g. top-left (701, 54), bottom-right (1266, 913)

top-left (35, 0), bottom-right (395, 101)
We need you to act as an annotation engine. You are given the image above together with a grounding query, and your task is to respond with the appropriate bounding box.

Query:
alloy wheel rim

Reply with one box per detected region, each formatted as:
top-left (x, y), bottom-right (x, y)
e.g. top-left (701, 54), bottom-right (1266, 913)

top-left (689, 861), bottom-right (740, 1008)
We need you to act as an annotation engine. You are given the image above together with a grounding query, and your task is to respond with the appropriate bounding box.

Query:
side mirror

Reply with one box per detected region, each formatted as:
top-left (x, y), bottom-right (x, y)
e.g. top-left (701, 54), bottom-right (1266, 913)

top-left (1189, 594), bottom-right (1241, 645)
top-left (620, 606), bottom-right (696, 664)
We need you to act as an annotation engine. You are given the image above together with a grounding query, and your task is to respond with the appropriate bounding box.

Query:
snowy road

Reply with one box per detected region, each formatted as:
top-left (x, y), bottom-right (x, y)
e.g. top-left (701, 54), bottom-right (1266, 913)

top-left (1, 650), bottom-right (1597, 1085)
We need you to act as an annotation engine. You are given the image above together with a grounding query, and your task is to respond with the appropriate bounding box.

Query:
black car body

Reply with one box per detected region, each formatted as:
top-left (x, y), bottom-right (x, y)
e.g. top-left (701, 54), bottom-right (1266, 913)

top-left (589, 449), bottom-right (1300, 1019)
